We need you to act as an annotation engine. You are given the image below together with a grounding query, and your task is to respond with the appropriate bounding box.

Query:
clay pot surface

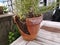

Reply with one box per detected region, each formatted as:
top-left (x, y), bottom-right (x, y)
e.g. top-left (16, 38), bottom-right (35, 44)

top-left (14, 15), bottom-right (43, 41)
top-left (20, 15), bottom-right (43, 41)
top-left (0, 6), bottom-right (3, 14)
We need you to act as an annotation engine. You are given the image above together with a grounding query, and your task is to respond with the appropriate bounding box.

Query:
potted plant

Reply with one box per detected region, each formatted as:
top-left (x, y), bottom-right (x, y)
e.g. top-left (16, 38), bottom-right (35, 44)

top-left (0, 3), bottom-right (4, 14)
top-left (14, 0), bottom-right (56, 41)
top-left (0, 6), bottom-right (3, 14)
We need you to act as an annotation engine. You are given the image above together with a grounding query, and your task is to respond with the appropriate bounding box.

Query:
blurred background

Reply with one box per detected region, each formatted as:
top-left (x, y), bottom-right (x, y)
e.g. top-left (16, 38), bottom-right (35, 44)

top-left (0, 0), bottom-right (60, 45)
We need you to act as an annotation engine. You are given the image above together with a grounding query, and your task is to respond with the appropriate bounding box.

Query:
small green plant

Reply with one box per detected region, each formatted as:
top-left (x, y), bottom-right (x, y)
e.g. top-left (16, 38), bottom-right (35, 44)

top-left (3, 6), bottom-right (8, 13)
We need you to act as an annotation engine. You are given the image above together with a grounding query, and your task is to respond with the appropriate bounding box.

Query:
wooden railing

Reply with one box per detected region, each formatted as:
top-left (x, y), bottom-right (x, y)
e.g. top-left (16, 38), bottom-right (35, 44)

top-left (0, 13), bottom-right (14, 45)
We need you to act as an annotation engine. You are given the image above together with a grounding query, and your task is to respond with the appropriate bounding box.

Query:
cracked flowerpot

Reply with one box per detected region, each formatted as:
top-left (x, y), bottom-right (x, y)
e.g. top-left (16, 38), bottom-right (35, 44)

top-left (14, 15), bottom-right (43, 41)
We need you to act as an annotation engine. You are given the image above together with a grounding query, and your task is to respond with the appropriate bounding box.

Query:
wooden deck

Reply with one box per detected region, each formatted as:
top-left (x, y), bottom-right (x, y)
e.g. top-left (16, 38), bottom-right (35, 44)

top-left (10, 29), bottom-right (60, 45)
top-left (10, 21), bottom-right (60, 45)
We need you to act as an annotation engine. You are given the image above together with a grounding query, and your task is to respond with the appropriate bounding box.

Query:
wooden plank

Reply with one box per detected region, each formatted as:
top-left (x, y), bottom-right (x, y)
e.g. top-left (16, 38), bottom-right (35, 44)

top-left (0, 13), bottom-right (14, 18)
top-left (10, 29), bottom-right (60, 45)
top-left (0, 13), bottom-right (14, 45)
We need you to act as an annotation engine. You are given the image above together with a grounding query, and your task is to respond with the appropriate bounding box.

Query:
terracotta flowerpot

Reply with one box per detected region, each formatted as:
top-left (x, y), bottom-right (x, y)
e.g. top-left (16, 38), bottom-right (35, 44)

top-left (0, 6), bottom-right (3, 14)
top-left (14, 15), bottom-right (43, 41)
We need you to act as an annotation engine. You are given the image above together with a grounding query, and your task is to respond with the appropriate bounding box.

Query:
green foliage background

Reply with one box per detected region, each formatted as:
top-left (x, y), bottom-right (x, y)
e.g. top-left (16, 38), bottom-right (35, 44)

top-left (8, 24), bottom-right (20, 44)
